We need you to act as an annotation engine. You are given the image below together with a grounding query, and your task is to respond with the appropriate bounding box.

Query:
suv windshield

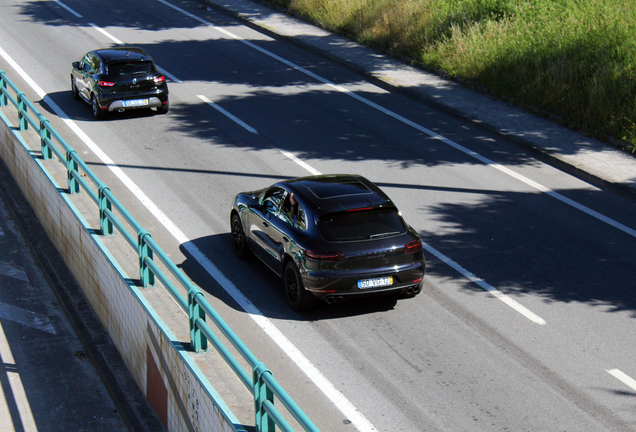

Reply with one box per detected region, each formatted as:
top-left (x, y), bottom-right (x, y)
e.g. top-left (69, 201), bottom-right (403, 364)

top-left (108, 61), bottom-right (154, 77)
top-left (318, 208), bottom-right (406, 242)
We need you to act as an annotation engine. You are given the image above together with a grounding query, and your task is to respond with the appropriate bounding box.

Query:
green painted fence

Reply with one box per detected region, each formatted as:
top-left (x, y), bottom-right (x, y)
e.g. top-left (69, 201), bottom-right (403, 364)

top-left (0, 69), bottom-right (320, 432)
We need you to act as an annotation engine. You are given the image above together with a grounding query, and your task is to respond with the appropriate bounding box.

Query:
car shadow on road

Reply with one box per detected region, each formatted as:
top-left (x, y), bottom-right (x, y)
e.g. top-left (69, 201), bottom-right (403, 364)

top-left (178, 233), bottom-right (400, 321)
top-left (39, 90), bottom-right (165, 122)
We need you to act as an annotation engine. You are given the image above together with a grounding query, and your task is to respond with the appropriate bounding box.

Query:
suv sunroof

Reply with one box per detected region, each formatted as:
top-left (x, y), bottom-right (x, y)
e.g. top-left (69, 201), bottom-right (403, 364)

top-left (306, 176), bottom-right (373, 199)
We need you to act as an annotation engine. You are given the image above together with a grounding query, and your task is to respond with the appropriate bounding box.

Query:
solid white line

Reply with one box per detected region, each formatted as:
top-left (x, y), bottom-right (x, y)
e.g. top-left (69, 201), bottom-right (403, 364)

top-left (156, 0), bottom-right (636, 240)
top-left (607, 369), bottom-right (636, 392)
top-left (197, 95), bottom-right (258, 134)
top-left (0, 44), bottom-right (376, 432)
top-left (54, 0), bottom-right (82, 18)
top-left (0, 321), bottom-right (38, 431)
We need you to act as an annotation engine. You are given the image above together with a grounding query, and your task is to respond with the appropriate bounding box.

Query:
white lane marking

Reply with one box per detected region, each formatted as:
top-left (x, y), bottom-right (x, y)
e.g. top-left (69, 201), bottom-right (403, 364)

top-left (281, 151), bottom-right (547, 325)
top-left (197, 95), bottom-right (258, 134)
top-left (157, 66), bottom-right (182, 84)
top-left (54, 0), bottom-right (82, 18)
top-left (280, 150), bottom-right (322, 175)
top-left (0, 321), bottom-right (38, 432)
top-left (422, 243), bottom-right (546, 325)
top-left (0, 302), bottom-right (56, 334)
top-left (607, 369), bottom-right (636, 392)
top-left (157, 0), bottom-right (636, 241)
top-left (0, 45), bottom-right (377, 432)
top-left (183, 237), bottom-right (378, 431)
top-left (0, 262), bottom-right (29, 282)
top-left (86, 24), bottom-right (182, 83)
top-left (89, 23), bottom-right (123, 45)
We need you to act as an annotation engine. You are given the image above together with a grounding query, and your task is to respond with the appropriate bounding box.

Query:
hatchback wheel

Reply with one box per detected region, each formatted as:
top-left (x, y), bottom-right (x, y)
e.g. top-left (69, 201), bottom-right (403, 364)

top-left (231, 214), bottom-right (250, 259)
top-left (157, 99), bottom-right (169, 114)
top-left (284, 262), bottom-right (317, 311)
top-left (92, 95), bottom-right (105, 120)
top-left (71, 78), bottom-right (79, 100)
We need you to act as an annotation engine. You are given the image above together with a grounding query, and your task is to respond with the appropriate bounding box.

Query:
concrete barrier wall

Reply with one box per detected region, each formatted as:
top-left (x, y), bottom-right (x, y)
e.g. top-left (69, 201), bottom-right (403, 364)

top-left (0, 113), bottom-right (243, 432)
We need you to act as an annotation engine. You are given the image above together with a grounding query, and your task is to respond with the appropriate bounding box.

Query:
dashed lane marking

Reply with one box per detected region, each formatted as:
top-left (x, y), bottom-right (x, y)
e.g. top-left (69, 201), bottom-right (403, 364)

top-left (0, 302), bottom-right (56, 335)
top-left (0, 262), bottom-right (29, 283)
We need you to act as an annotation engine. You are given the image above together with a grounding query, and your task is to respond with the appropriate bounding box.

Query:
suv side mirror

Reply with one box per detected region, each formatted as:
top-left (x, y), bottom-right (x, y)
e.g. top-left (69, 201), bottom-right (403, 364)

top-left (248, 197), bottom-right (261, 210)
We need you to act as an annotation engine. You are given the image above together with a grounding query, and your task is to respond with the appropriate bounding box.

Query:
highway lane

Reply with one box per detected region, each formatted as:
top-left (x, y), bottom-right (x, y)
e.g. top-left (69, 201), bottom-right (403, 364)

top-left (1, 0), bottom-right (636, 430)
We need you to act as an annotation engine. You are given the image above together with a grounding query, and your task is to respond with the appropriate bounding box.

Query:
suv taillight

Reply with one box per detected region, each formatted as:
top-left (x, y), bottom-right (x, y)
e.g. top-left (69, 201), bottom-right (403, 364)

top-left (153, 75), bottom-right (165, 84)
top-left (98, 80), bottom-right (115, 87)
top-left (403, 239), bottom-right (423, 254)
top-left (305, 250), bottom-right (345, 262)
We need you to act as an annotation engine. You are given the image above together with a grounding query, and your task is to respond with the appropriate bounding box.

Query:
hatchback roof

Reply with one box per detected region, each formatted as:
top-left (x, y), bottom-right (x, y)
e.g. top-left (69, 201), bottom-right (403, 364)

top-left (282, 174), bottom-right (394, 215)
top-left (94, 47), bottom-right (151, 63)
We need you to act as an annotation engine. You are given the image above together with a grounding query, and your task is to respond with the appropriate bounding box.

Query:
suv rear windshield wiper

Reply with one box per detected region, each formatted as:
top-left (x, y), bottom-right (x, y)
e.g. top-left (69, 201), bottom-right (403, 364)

top-left (369, 231), bottom-right (400, 239)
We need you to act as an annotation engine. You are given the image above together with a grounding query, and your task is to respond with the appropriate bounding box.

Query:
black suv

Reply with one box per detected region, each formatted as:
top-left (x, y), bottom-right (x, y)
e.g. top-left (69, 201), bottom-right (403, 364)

top-left (231, 174), bottom-right (426, 310)
top-left (71, 47), bottom-right (169, 119)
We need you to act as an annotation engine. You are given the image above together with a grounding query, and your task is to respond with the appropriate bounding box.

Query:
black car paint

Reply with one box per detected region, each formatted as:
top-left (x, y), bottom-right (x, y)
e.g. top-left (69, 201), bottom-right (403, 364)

top-left (71, 47), bottom-right (169, 119)
top-left (231, 175), bottom-right (426, 310)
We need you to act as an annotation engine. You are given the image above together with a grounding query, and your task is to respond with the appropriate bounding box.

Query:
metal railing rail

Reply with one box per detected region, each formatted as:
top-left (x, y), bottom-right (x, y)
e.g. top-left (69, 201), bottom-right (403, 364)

top-left (0, 70), bottom-right (320, 432)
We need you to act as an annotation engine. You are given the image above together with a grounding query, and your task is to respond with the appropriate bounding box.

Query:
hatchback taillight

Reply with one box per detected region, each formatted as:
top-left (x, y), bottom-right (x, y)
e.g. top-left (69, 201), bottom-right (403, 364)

top-left (305, 250), bottom-right (345, 262)
top-left (98, 80), bottom-right (115, 87)
top-left (153, 75), bottom-right (165, 84)
top-left (403, 239), bottom-right (423, 254)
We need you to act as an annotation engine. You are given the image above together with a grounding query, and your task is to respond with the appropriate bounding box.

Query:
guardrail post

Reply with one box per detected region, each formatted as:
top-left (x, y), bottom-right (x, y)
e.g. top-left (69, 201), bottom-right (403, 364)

top-left (254, 363), bottom-right (275, 432)
top-left (188, 290), bottom-right (208, 353)
top-left (66, 149), bottom-right (80, 194)
top-left (39, 118), bottom-right (53, 159)
top-left (98, 185), bottom-right (114, 236)
top-left (0, 73), bottom-right (7, 106)
top-left (138, 230), bottom-right (155, 287)
top-left (17, 93), bottom-right (28, 130)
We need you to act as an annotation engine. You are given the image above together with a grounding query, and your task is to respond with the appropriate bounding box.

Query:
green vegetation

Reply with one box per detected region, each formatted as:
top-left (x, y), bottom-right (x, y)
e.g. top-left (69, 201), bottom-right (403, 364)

top-left (266, 0), bottom-right (636, 149)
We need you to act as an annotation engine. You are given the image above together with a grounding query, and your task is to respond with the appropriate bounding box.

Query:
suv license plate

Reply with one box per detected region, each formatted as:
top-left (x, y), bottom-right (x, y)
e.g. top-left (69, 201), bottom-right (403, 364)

top-left (124, 99), bottom-right (148, 107)
top-left (358, 276), bottom-right (392, 289)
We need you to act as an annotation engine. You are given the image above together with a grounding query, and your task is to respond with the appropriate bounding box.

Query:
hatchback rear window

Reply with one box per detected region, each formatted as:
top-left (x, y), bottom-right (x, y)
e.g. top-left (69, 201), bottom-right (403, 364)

top-left (108, 61), bottom-right (154, 77)
top-left (318, 208), bottom-right (406, 242)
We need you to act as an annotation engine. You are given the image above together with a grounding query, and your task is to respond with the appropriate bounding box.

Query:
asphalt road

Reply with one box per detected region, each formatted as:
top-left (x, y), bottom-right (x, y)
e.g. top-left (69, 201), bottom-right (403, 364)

top-left (1, 0), bottom-right (636, 431)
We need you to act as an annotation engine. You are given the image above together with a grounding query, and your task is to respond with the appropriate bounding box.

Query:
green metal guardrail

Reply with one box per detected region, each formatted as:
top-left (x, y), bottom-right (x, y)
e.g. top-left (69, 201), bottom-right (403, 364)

top-left (0, 69), bottom-right (320, 432)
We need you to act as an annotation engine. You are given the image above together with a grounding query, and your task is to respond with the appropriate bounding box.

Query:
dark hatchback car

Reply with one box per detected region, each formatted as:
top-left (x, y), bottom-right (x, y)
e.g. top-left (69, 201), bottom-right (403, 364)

top-left (71, 47), bottom-right (169, 119)
top-left (231, 174), bottom-right (426, 310)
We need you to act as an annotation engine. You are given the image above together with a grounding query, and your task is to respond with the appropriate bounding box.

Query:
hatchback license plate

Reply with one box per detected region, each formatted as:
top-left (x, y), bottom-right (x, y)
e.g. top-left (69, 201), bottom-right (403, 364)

top-left (124, 99), bottom-right (148, 107)
top-left (358, 276), bottom-right (392, 289)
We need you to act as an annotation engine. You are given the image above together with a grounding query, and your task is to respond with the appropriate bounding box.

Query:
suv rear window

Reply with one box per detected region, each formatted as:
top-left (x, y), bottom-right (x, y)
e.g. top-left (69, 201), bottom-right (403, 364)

top-left (108, 61), bottom-right (154, 77)
top-left (318, 208), bottom-right (406, 242)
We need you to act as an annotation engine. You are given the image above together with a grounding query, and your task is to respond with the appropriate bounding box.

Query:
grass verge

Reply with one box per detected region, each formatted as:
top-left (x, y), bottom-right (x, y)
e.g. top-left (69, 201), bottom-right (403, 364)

top-left (265, 0), bottom-right (636, 150)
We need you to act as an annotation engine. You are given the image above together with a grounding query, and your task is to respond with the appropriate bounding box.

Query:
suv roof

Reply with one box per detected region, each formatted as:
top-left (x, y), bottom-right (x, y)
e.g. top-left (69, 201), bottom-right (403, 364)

top-left (281, 175), bottom-right (394, 215)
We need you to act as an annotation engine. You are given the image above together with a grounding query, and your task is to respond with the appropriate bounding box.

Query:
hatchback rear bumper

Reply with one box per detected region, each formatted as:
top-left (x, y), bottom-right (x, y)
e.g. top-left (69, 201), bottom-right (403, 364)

top-left (107, 97), bottom-right (164, 111)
